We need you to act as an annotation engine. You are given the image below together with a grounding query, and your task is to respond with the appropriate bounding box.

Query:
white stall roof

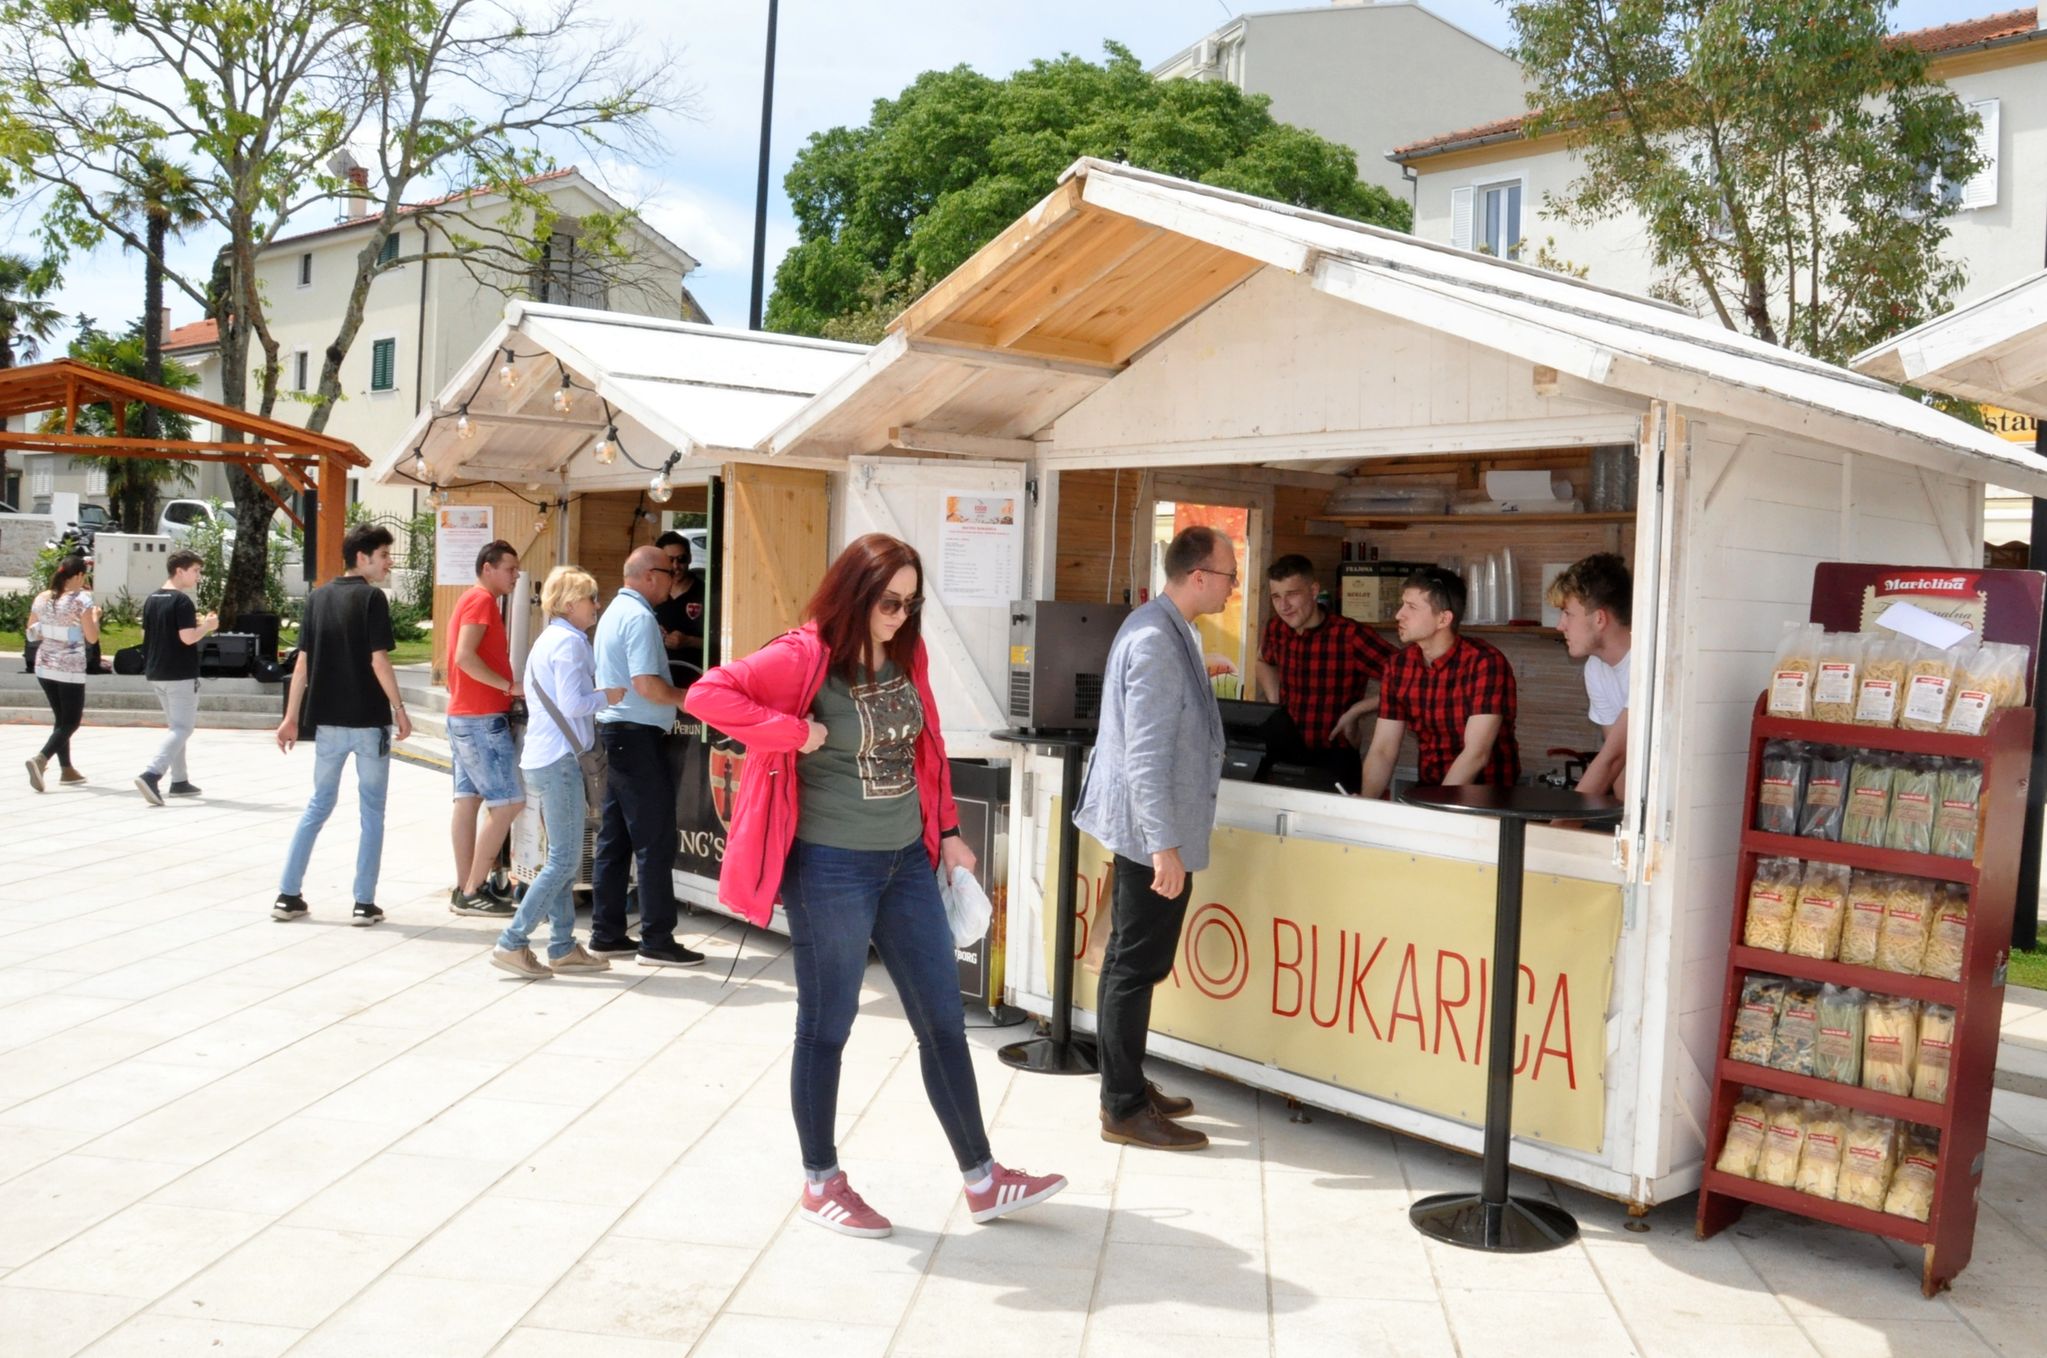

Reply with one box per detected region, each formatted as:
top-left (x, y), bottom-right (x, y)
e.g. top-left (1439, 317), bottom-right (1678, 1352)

top-left (767, 159), bottom-right (2047, 496)
top-left (1853, 269), bottom-right (2047, 422)
top-left (369, 302), bottom-right (867, 491)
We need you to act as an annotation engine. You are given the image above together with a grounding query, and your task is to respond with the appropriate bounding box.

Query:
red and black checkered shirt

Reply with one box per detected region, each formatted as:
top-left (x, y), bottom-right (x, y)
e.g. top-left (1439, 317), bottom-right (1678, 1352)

top-left (1260, 610), bottom-right (1396, 749)
top-left (1379, 634), bottom-right (1521, 786)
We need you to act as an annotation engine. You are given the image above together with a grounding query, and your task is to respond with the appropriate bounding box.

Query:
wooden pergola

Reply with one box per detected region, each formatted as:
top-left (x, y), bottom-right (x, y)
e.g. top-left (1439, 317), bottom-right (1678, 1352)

top-left (0, 358), bottom-right (366, 582)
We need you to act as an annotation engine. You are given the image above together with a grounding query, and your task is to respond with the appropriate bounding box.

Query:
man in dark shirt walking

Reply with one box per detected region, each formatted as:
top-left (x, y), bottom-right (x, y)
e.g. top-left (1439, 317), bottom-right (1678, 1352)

top-left (271, 524), bottom-right (414, 927)
top-left (134, 549), bottom-right (217, 806)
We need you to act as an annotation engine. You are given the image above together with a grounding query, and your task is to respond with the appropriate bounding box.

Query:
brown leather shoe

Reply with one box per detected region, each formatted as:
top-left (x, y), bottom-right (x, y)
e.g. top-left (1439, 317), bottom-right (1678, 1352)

top-left (1100, 1105), bottom-right (1209, 1152)
top-left (1146, 1082), bottom-right (1194, 1119)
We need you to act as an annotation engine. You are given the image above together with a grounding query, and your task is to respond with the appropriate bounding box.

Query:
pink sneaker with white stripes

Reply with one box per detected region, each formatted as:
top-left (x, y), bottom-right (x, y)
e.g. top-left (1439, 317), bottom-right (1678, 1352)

top-left (966, 1163), bottom-right (1069, 1224)
top-left (799, 1172), bottom-right (892, 1238)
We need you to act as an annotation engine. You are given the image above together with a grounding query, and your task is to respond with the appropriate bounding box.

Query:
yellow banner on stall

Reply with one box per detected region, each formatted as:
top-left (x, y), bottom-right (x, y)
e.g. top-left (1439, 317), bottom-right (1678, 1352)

top-left (1049, 820), bottom-right (1624, 1153)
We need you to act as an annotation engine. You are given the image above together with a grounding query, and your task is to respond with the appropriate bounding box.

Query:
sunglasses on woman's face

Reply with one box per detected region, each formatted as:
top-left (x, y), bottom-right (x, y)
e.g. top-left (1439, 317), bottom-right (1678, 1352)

top-left (877, 593), bottom-right (924, 618)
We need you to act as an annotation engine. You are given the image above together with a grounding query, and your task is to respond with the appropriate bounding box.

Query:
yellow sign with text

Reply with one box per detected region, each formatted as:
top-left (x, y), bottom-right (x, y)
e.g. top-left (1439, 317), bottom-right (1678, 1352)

top-left (1049, 823), bottom-right (1624, 1153)
top-left (1983, 405), bottom-right (2039, 445)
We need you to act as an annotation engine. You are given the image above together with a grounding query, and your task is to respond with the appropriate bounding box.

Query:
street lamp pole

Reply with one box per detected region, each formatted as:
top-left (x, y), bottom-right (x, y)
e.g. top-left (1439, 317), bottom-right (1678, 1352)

top-left (747, 0), bottom-right (780, 331)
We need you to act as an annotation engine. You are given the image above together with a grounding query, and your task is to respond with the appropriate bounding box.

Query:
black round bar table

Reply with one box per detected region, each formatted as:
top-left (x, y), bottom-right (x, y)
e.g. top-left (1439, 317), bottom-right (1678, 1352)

top-left (1395, 783), bottom-right (1624, 1252)
top-left (990, 729), bottom-right (1100, 1075)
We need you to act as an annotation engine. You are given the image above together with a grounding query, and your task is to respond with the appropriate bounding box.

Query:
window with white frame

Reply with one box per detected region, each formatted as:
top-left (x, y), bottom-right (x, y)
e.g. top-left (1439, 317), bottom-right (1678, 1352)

top-left (84, 465), bottom-right (107, 496)
top-left (31, 464), bottom-right (53, 497)
top-left (1956, 98), bottom-right (1999, 210)
top-left (297, 252), bottom-right (312, 287)
top-left (533, 225), bottom-right (607, 310)
top-left (1450, 180), bottom-right (1523, 260)
top-left (292, 349), bottom-right (309, 392)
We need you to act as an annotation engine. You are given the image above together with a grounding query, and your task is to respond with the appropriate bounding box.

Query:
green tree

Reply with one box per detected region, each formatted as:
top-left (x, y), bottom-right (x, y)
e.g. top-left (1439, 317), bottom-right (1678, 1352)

top-left (1508, 0), bottom-right (1983, 364)
top-left (107, 154), bottom-right (207, 458)
top-left (40, 320), bottom-right (198, 532)
top-left (0, 252), bottom-right (63, 496)
top-left (1, 0), bottom-right (685, 622)
top-left (767, 44), bottom-right (1410, 339)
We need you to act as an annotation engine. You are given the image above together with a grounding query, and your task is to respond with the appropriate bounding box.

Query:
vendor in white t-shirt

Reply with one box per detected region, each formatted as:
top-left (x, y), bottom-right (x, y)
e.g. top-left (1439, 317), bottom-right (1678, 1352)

top-left (1549, 553), bottom-right (1633, 798)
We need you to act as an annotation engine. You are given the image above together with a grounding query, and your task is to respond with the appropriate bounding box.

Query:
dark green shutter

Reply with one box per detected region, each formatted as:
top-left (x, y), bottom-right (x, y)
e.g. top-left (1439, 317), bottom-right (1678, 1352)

top-left (371, 338), bottom-right (396, 391)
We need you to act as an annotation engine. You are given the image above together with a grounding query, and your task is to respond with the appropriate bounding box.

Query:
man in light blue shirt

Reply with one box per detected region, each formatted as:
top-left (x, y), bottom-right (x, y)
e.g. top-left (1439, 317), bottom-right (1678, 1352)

top-left (589, 546), bottom-right (701, 968)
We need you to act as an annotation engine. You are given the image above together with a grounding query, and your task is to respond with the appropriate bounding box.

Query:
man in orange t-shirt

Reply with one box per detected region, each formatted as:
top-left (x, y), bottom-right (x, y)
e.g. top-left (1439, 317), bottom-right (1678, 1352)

top-left (446, 540), bottom-right (526, 916)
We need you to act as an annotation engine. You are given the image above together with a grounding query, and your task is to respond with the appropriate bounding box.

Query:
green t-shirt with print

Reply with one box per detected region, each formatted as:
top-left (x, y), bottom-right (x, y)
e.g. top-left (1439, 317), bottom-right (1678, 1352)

top-left (796, 660), bottom-right (925, 851)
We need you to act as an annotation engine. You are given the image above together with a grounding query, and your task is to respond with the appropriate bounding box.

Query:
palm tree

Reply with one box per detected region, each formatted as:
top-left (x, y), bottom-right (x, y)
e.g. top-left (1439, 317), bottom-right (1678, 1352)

top-left (45, 321), bottom-right (200, 531)
top-left (0, 252), bottom-right (64, 499)
top-left (108, 155), bottom-right (207, 450)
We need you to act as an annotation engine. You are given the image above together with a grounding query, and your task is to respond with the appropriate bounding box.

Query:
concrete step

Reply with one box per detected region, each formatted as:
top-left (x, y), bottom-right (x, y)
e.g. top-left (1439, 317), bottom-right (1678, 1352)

top-left (0, 688), bottom-right (280, 715)
top-left (0, 704), bottom-right (279, 731)
top-left (0, 671), bottom-right (279, 698)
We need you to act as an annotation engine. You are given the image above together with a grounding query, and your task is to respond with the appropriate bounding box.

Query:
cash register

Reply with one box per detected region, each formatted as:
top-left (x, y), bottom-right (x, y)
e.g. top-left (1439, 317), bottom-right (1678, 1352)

top-left (1217, 699), bottom-right (1348, 793)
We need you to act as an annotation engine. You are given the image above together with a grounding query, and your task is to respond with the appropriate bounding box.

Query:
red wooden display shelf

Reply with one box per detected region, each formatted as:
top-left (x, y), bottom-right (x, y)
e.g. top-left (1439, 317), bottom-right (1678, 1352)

top-left (1739, 830), bottom-right (1976, 886)
top-left (1713, 1057), bottom-right (1950, 1126)
top-left (1696, 695), bottom-right (2031, 1297)
top-left (1725, 945), bottom-right (1965, 1006)
top-left (1748, 712), bottom-right (1999, 760)
top-left (1699, 1169), bottom-right (1931, 1247)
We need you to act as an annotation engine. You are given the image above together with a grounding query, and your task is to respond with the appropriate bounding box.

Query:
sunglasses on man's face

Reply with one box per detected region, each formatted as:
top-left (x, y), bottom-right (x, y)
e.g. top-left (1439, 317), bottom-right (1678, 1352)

top-left (877, 593), bottom-right (924, 618)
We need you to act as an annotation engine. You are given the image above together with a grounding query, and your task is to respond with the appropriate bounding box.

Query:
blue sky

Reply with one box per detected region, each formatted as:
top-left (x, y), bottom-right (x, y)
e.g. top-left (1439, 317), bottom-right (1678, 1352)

top-left (8, 0), bottom-right (1995, 343)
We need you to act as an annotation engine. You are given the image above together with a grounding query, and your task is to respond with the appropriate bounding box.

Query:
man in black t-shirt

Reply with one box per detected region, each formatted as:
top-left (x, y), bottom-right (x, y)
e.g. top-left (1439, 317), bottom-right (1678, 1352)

top-left (135, 550), bottom-right (218, 806)
top-left (271, 523), bottom-right (414, 927)
top-left (651, 530), bottom-right (710, 679)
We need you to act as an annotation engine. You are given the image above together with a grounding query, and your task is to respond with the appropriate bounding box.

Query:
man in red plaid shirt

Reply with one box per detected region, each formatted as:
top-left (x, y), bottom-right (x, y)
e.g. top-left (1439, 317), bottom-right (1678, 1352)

top-left (1359, 566), bottom-right (1520, 798)
top-left (1255, 555), bottom-right (1394, 788)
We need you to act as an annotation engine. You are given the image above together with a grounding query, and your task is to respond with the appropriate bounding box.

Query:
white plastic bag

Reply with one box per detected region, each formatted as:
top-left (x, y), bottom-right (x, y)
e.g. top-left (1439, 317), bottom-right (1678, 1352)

top-left (938, 864), bottom-right (992, 947)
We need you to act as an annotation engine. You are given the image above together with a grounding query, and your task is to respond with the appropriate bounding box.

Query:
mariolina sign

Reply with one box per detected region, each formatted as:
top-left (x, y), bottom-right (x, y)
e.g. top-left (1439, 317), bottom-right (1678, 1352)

top-left (1050, 823), bottom-right (1625, 1153)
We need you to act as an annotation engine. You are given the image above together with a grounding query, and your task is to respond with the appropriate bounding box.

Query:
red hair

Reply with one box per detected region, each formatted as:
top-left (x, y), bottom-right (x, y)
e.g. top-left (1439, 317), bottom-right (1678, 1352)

top-left (805, 532), bottom-right (924, 682)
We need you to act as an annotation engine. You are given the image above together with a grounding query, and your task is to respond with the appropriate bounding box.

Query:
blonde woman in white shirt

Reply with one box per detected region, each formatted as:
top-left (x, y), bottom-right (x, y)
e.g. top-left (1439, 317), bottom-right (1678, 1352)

top-left (491, 567), bottom-right (624, 978)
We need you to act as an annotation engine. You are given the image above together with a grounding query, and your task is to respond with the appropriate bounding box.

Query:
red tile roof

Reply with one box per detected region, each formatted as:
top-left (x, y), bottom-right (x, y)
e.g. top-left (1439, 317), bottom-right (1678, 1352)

top-left (1393, 7), bottom-right (2044, 159)
top-left (163, 318), bottom-right (218, 351)
top-left (272, 166), bottom-right (581, 246)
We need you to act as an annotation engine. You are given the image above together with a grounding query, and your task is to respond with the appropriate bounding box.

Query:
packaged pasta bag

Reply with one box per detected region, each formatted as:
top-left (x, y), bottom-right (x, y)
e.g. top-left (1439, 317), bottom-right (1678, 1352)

top-left (1945, 644), bottom-right (2001, 736)
top-left (1913, 1005), bottom-right (1956, 1106)
top-left (1814, 984), bottom-right (1866, 1085)
top-left (1768, 981), bottom-right (1822, 1076)
top-left (1836, 1113), bottom-right (1898, 1211)
top-left (1842, 757), bottom-right (1895, 848)
top-left (1919, 884), bottom-right (1969, 983)
top-left (1795, 1103), bottom-right (1848, 1198)
top-left (1855, 635), bottom-right (1907, 727)
top-left (1931, 762), bottom-right (1983, 861)
top-left (1715, 1089), bottom-right (1770, 1178)
top-left (1756, 1095), bottom-right (1808, 1188)
top-left (1840, 872), bottom-right (1887, 967)
top-left (1900, 640), bottom-right (1961, 732)
top-left (1992, 642), bottom-right (2034, 713)
top-left (1883, 1126), bottom-right (1940, 1222)
top-left (1799, 748), bottom-right (1852, 842)
top-left (1768, 622), bottom-right (1822, 718)
top-left (1754, 741), bottom-right (1809, 836)
top-left (1787, 862), bottom-right (1849, 960)
top-left (1744, 859), bottom-right (1800, 952)
top-left (1883, 758), bottom-right (1938, 856)
top-left (1875, 876), bottom-right (1936, 974)
top-left (1861, 995), bottom-right (1920, 1096)
top-left (1812, 633), bottom-right (1863, 724)
top-left (1728, 973), bottom-right (1787, 1064)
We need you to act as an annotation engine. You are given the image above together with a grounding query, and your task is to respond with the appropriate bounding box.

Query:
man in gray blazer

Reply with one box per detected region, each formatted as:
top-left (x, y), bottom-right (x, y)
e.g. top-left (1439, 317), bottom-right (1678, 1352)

top-left (1075, 525), bottom-right (1234, 1151)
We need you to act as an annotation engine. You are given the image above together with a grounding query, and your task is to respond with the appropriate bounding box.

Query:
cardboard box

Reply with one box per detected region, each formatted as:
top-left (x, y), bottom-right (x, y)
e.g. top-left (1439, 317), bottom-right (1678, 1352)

top-left (1339, 562), bottom-right (1419, 625)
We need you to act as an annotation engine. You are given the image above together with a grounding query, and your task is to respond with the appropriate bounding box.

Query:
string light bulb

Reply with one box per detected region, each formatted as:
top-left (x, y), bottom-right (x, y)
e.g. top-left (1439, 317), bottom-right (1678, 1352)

top-left (593, 427), bottom-right (617, 465)
top-left (647, 470), bottom-right (673, 504)
top-left (456, 409), bottom-right (474, 440)
top-left (551, 374), bottom-right (574, 414)
top-left (411, 450), bottom-right (426, 480)
top-left (497, 349), bottom-right (517, 390)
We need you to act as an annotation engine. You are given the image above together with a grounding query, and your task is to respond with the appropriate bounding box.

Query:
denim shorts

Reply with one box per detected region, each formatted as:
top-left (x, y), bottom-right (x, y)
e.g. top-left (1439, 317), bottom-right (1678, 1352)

top-left (446, 713), bottom-right (525, 805)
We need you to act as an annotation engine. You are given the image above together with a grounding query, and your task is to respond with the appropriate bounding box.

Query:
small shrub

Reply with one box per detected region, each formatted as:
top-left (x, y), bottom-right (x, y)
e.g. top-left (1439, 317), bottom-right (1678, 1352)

top-left (0, 591), bottom-right (30, 634)
top-left (387, 599), bottom-right (430, 644)
top-left (100, 588), bottom-right (142, 629)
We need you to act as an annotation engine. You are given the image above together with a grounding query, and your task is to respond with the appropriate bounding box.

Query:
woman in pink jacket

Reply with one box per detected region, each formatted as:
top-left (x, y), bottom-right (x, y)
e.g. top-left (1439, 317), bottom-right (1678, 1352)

top-left (685, 533), bottom-right (1065, 1239)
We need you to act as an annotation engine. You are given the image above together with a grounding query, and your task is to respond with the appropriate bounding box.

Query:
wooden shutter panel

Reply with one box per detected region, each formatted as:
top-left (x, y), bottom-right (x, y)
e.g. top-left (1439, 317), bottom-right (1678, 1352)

top-left (371, 339), bottom-right (395, 390)
top-left (1961, 100), bottom-right (1999, 210)
top-left (1450, 186), bottom-right (1475, 251)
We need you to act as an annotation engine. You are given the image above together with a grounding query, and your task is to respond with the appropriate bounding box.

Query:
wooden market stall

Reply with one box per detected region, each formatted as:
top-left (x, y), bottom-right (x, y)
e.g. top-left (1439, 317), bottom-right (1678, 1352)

top-left (751, 159), bottom-right (2047, 1216)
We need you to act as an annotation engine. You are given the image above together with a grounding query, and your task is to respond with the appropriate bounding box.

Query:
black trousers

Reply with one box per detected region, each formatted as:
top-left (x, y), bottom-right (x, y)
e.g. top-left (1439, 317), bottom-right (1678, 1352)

top-left (591, 722), bottom-right (679, 950)
top-left (1097, 853), bottom-right (1193, 1119)
top-left (38, 679), bottom-right (85, 765)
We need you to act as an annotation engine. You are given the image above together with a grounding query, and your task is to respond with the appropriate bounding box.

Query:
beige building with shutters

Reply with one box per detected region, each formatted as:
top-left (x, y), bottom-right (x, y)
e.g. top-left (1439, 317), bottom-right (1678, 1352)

top-left (1392, 8), bottom-right (2043, 310)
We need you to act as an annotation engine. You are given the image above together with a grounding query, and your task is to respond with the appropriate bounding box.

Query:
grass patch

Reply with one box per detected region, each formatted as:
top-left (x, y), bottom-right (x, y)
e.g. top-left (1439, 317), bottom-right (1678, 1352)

top-left (2010, 945), bottom-right (2047, 993)
top-left (6, 623), bottom-right (430, 671)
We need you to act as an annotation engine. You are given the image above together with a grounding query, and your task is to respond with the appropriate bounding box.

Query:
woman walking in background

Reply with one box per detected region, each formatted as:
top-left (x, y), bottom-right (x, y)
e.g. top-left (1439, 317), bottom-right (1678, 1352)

top-left (491, 567), bottom-right (623, 978)
top-left (685, 533), bottom-right (1065, 1239)
top-left (25, 555), bottom-right (98, 791)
